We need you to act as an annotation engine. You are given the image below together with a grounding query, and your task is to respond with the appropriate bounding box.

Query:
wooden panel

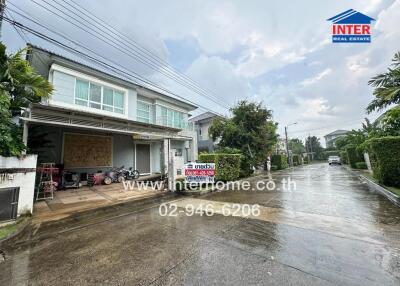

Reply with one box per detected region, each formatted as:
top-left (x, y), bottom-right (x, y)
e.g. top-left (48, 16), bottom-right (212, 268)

top-left (63, 133), bottom-right (112, 168)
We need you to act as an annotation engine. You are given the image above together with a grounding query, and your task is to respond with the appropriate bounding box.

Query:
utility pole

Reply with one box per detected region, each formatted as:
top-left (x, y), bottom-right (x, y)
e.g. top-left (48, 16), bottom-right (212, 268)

top-left (309, 134), bottom-right (314, 161)
top-left (285, 126), bottom-right (289, 164)
top-left (0, 0), bottom-right (5, 38)
top-left (285, 122), bottom-right (297, 167)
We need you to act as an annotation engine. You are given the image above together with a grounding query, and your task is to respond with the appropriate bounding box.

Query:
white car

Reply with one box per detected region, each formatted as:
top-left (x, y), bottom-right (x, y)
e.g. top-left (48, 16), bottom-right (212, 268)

top-left (328, 156), bottom-right (341, 165)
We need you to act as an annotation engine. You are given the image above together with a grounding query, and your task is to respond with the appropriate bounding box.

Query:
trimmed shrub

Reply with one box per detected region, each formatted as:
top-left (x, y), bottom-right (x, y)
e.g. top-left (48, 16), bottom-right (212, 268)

top-left (345, 145), bottom-right (364, 168)
top-left (303, 156), bottom-right (309, 164)
top-left (198, 153), bottom-right (241, 181)
top-left (270, 165), bottom-right (278, 171)
top-left (271, 154), bottom-right (288, 170)
top-left (340, 151), bottom-right (348, 164)
top-left (364, 136), bottom-right (400, 187)
top-left (292, 154), bottom-right (302, 166)
top-left (355, 162), bottom-right (367, 169)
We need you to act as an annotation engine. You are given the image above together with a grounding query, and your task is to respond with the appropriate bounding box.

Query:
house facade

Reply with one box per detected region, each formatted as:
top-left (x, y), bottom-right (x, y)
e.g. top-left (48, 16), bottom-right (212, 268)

top-left (22, 45), bottom-right (198, 178)
top-left (188, 112), bottom-right (221, 153)
top-left (275, 138), bottom-right (287, 155)
top-left (324, 130), bottom-right (349, 148)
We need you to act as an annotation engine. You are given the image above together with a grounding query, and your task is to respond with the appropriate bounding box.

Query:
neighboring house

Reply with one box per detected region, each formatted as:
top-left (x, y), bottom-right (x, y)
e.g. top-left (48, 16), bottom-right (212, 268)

top-left (324, 130), bottom-right (349, 148)
top-left (188, 112), bottom-right (222, 153)
top-left (21, 45), bottom-right (198, 179)
top-left (275, 138), bottom-right (287, 155)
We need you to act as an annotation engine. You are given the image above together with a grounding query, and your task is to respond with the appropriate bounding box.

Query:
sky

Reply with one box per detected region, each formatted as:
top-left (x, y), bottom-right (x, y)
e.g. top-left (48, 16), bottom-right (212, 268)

top-left (2, 0), bottom-right (400, 146)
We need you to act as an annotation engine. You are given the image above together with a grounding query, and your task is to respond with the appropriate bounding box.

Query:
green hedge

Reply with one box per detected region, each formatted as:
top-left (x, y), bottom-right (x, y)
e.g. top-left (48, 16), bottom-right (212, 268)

top-left (303, 156), bottom-right (309, 164)
top-left (271, 154), bottom-right (288, 170)
top-left (365, 136), bottom-right (400, 187)
top-left (270, 165), bottom-right (278, 171)
top-left (345, 145), bottom-right (364, 168)
top-left (340, 151), bottom-right (348, 164)
top-left (292, 154), bottom-right (299, 166)
top-left (198, 153), bottom-right (241, 181)
top-left (355, 162), bottom-right (367, 169)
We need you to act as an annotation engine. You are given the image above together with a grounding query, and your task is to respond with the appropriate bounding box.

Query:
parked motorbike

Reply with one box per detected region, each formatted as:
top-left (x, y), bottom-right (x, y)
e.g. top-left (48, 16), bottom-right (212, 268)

top-left (103, 166), bottom-right (125, 185)
top-left (122, 167), bottom-right (140, 180)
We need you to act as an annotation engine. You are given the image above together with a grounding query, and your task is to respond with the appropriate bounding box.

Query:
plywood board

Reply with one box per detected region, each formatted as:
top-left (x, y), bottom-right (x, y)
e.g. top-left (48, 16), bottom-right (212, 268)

top-left (63, 133), bottom-right (112, 168)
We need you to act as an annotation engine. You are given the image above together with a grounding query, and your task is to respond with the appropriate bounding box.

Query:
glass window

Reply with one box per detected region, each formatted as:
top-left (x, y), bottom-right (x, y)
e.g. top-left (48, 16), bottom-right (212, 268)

top-left (161, 107), bottom-right (167, 125)
top-left (75, 80), bottom-right (89, 106)
top-left (103, 88), bottom-right (113, 105)
top-left (137, 101), bottom-right (151, 123)
top-left (74, 77), bottom-right (125, 115)
top-left (114, 91), bottom-right (124, 114)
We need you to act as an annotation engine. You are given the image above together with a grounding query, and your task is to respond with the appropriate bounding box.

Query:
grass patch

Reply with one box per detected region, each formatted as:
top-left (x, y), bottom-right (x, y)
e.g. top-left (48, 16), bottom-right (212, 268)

top-left (0, 216), bottom-right (30, 240)
top-left (387, 186), bottom-right (400, 197)
top-left (359, 170), bottom-right (400, 197)
top-left (0, 223), bottom-right (17, 240)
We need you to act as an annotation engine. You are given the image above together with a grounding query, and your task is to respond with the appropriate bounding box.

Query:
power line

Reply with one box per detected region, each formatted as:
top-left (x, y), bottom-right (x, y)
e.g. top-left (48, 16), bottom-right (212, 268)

top-left (287, 117), bottom-right (368, 135)
top-left (60, 0), bottom-right (223, 105)
top-left (2, 14), bottom-right (225, 116)
top-left (29, 0), bottom-right (230, 110)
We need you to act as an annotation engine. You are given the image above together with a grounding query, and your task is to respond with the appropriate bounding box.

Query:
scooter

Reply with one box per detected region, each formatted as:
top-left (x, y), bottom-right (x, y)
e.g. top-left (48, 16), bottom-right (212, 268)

top-left (122, 167), bottom-right (140, 180)
top-left (103, 166), bottom-right (125, 185)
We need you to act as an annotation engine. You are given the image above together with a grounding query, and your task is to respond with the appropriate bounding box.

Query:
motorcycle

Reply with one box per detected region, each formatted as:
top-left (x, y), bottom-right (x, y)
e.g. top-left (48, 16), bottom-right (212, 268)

top-left (103, 166), bottom-right (140, 185)
top-left (122, 167), bottom-right (140, 180)
top-left (103, 166), bottom-right (125, 185)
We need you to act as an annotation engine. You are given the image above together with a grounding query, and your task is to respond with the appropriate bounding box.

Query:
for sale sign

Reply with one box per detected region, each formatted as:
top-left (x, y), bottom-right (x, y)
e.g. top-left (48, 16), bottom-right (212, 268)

top-left (184, 163), bottom-right (215, 183)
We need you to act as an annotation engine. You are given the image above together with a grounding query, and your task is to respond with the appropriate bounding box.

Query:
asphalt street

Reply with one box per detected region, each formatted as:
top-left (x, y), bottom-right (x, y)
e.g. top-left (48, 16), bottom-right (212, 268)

top-left (0, 163), bottom-right (399, 285)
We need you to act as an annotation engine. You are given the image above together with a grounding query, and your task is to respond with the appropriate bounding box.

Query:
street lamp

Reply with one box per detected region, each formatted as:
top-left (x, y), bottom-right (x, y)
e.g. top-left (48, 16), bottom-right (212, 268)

top-left (285, 122), bottom-right (297, 167)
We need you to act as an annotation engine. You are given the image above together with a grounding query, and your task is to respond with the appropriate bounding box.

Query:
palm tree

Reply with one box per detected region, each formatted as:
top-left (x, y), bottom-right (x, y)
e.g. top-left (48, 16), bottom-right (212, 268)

top-left (0, 43), bottom-right (53, 156)
top-left (367, 52), bottom-right (400, 113)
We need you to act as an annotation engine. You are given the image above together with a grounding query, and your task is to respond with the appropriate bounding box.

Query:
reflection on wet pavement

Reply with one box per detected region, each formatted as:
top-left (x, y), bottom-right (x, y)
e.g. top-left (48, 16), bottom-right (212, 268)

top-left (0, 163), bottom-right (399, 285)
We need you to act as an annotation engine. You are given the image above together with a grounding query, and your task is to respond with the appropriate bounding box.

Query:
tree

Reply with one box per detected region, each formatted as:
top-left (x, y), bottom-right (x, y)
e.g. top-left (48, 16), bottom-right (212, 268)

top-left (209, 101), bottom-right (278, 176)
top-left (289, 138), bottom-right (305, 154)
top-left (381, 105), bottom-right (400, 136)
top-left (0, 43), bottom-right (53, 156)
top-left (305, 136), bottom-right (323, 160)
top-left (367, 52), bottom-right (400, 113)
top-left (335, 136), bottom-right (350, 150)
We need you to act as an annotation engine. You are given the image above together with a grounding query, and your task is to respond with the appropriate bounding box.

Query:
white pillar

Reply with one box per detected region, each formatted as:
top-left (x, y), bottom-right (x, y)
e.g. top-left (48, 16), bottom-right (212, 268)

top-left (22, 121), bottom-right (28, 155)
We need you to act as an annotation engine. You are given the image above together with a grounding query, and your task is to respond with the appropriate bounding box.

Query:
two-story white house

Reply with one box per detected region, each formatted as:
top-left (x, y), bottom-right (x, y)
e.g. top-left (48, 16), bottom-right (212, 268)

top-left (21, 45), bottom-right (198, 179)
top-left (188, 112), bottom-right (222, 153)
top-left (324, 130), bottom-right (349, 148)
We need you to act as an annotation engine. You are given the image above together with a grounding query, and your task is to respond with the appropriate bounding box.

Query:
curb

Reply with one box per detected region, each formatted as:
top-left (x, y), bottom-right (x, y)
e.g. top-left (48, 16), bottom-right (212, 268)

top-left (343, 166), bottom-right (400, 207)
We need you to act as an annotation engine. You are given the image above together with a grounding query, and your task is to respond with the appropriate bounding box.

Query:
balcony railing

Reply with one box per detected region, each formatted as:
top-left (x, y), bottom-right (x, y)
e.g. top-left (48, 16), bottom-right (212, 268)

top-left (154, 116), bottom-right (194, 131)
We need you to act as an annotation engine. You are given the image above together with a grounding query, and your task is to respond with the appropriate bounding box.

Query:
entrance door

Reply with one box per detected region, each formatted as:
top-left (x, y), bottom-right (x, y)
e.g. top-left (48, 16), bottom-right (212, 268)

top-left (136, 144), bottom-right (151, 174)
top-left (0, 187), bottom-right (19, 222)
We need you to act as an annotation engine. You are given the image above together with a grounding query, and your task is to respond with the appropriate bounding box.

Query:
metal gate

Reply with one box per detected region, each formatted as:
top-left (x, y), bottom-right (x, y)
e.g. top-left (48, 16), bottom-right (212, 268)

top-left (0, 187), bottom-right (19, 222)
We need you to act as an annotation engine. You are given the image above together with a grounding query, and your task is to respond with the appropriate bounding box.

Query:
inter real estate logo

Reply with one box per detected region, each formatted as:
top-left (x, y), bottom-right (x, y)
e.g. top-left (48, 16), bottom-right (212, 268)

top-left (327, 9), bottom-right (375, 43)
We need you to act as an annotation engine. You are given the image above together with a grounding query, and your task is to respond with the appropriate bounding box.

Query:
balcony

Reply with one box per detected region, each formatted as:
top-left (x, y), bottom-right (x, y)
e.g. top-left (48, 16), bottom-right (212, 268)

top-left (154, 116), bottom-right (194, 131)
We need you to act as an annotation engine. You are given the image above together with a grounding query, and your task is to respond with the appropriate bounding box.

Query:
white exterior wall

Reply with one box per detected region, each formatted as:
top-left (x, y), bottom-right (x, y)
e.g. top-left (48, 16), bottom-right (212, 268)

top-left (0, 155), bottom-right (37, 216)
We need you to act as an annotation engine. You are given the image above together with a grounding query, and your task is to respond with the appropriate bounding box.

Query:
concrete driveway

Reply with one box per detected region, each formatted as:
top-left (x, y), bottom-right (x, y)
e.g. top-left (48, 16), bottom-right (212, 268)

top-left (1, 163), bottom-right (399, 285)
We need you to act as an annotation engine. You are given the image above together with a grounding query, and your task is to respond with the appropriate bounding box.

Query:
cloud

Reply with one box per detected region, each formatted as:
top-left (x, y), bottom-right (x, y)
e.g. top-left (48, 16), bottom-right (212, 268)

top-left (3, 0), bottom-right (400, 143)
top-left (300, 68), bottom-right (332, 87)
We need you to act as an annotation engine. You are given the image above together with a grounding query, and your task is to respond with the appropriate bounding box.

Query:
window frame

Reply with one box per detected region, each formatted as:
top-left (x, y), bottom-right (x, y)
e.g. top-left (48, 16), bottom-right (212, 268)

top-left (50, 64), bottom-right (128, 119)
top-left (73, 77), bottom-right (126, 115)
top-left (137, 100), bottom-right (152, 123)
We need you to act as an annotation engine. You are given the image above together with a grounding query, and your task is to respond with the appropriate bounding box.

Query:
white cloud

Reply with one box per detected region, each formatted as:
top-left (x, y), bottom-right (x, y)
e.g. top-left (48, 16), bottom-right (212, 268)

top-left (4, 0), bottom-right (400, 142)
top-left (300, 68), bottom-right (332, 87)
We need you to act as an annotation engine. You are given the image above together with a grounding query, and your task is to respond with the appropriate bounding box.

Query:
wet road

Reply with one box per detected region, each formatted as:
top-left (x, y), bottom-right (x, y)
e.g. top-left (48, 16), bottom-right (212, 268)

top-left (1, 163), bottom-right (399, 285)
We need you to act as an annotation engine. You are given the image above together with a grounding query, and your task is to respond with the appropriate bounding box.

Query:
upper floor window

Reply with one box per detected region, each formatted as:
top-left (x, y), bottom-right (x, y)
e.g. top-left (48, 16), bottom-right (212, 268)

top-left (137, 101), bottom-right (151, 123)
top-left (160, 106), bottom-right (185, 128)
top-left (74, 79), bottom-right (125, 115)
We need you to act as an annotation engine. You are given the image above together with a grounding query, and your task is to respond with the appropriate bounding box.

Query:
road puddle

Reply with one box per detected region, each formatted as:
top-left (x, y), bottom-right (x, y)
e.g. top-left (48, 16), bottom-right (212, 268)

top-left (173, 198), bottom-right (389, 245)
